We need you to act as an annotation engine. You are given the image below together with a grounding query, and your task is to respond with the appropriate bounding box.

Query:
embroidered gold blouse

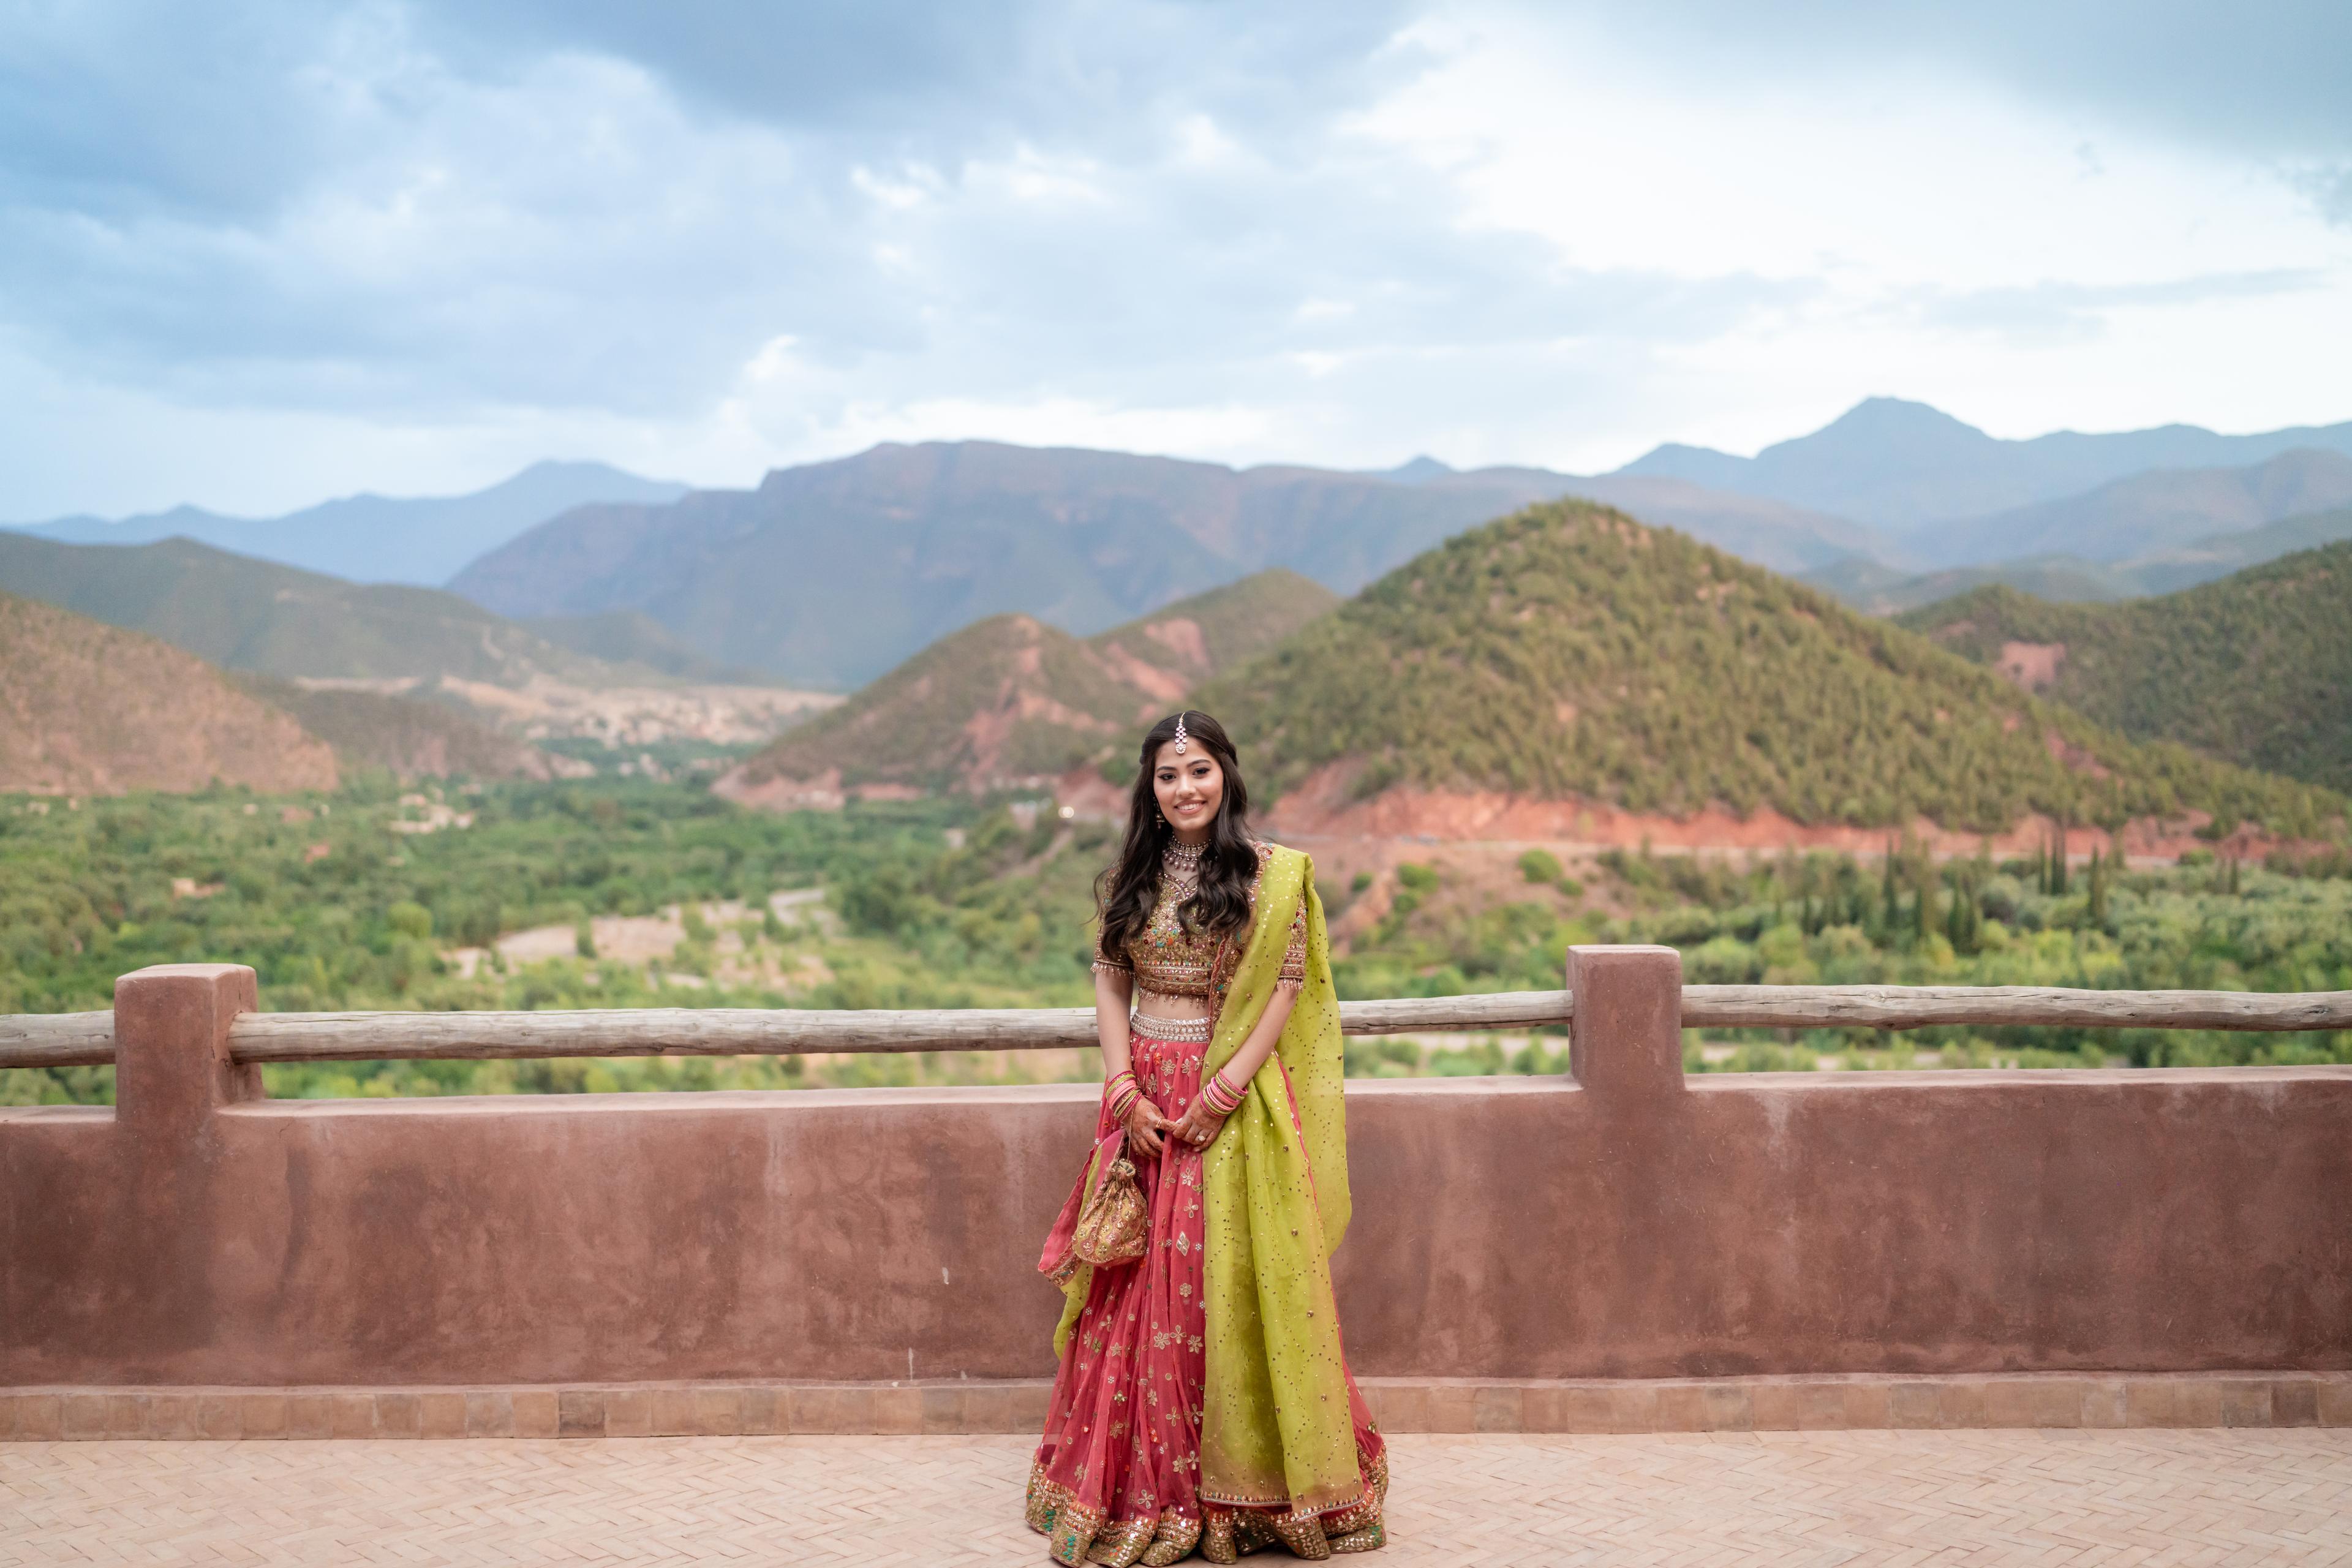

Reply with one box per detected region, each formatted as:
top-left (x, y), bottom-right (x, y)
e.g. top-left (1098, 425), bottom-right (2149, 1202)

top-left (1094, 840), bottom-right (1308, 998)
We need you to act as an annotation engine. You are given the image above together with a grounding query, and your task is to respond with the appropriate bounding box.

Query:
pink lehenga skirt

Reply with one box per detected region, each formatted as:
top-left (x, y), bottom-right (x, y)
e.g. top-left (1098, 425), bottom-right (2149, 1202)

top-left (1027, 1022), bottom-right (1387, 1566)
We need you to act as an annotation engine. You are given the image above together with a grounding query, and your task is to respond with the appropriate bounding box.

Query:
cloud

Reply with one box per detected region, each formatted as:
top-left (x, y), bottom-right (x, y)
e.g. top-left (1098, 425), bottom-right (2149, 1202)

top-left (0, 0), bottom-right (2346, 519)
top-left (1577, 2), bottom-right (2352, 165)
top-left (1905, 270), bottom-right (2329, 346)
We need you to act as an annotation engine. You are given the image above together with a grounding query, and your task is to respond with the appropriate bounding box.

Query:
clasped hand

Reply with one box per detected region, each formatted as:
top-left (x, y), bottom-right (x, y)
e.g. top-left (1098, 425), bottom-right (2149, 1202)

top-left (1121, 1091), bottom-right (1227, 1156)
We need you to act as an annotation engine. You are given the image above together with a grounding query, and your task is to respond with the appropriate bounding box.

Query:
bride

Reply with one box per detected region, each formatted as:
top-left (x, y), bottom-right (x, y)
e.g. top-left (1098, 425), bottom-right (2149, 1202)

top-left (1028, 710), bottom-right (1388, 1564)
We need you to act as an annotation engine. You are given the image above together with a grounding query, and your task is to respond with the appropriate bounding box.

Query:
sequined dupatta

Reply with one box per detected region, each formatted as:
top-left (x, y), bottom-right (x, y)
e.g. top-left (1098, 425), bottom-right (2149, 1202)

top-left (1194, 847), bottom-right (1361, 1515)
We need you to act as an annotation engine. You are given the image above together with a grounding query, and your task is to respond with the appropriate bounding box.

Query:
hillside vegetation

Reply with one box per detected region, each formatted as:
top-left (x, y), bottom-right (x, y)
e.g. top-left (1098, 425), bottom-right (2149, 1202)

top-left (721, 569), bottom-right (1337, 799)
top-left (1200, 501), bottom-right (2339, 837)
top-left (1898, 543), bottom-right (2352, 793)
top-left (0, 592), bottom-right (339, 796)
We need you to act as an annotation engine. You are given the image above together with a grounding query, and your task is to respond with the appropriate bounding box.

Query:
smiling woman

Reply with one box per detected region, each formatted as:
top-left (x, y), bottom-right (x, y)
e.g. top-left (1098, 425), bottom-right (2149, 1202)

top-left (1030, 710), bottom-right (1387, 1564)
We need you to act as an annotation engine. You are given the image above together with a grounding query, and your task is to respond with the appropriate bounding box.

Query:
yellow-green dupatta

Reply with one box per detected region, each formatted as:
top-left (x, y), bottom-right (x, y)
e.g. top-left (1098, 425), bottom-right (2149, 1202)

top-left (1196, 846), bottom-right (1360, 1513)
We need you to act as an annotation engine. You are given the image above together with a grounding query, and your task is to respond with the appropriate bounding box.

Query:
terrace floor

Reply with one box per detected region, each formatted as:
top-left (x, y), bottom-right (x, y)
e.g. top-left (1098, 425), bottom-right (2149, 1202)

top-left (7, 1428), bottom-right (2351, 1566)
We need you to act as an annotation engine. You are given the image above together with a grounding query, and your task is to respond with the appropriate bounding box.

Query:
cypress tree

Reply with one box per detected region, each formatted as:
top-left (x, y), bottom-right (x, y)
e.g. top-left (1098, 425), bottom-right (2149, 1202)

top-left (2054, 819), bottom-right (2070, 896)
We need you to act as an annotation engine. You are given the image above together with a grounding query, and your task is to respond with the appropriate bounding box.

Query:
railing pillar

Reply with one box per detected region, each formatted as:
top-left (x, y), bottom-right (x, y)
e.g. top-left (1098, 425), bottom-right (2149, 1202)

top-left (1567, 944), bottom-right (1686, 1101)
top-left (100, 965), bottom-right (264, 1362)
top-left (114, 964), bottom-right (264, 1142)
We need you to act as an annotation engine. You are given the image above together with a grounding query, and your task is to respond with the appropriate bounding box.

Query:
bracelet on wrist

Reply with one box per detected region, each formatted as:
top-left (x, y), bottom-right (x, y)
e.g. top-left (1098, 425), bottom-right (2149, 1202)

top-left (1105, 1071), bottom-right (1142, 1122)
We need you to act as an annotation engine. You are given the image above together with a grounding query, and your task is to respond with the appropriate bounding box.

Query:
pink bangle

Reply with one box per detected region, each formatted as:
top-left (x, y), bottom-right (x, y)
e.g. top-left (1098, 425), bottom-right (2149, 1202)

top-left (1106, 1071), bottom-right (1142, 1121)
top-left (1202, 1068), bottom-right (1245, 1115)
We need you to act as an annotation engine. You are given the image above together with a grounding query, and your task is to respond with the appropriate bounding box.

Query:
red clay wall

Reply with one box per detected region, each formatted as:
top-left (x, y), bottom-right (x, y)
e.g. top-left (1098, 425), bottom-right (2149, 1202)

top-left (6, 951), bottom-right (2349, 1389)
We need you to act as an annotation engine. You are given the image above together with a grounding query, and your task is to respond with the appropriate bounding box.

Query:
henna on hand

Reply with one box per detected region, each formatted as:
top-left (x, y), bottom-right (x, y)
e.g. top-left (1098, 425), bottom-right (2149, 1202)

top-left (1174, 1095), bottom-right (1226, 1148)
top-left (1123, 1097), bottom-right (1169, 1158)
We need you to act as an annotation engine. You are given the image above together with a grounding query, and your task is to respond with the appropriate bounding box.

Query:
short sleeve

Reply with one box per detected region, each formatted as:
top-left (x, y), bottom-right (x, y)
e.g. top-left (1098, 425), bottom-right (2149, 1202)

top-left (1276, 891), bottom-right (1308, 987)
top-left (1093, 911), bottom-right (1131, 974)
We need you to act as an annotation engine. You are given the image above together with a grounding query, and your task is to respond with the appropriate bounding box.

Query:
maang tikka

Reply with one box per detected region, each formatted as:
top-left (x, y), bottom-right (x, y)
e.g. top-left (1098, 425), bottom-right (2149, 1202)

top-left (1173, 712), bottom-right (1189, 754)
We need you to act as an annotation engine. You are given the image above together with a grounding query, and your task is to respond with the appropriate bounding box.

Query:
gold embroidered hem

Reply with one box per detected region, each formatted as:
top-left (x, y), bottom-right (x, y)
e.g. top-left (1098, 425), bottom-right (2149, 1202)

top-left (1196, 1436), bottom-right (1388, 1561)
top-left (1027, 1461), bottom-right (1205, 1567)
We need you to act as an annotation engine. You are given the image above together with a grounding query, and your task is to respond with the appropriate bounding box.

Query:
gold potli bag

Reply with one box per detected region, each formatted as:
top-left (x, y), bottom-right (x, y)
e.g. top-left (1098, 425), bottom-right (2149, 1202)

top-left (1071, 1147), bottom-right (1148, 1269)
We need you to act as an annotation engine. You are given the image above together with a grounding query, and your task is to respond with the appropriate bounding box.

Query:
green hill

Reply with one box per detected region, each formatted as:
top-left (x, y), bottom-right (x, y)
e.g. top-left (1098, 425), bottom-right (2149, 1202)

top-left (718, 570), bottom-right (1338, 801)
top-left (1895, 543), bottom-right (2352, 793)
top-left (1197, 501), bottom-right (2337, 837)
top-left (0, 533), bottom-right (654, 688)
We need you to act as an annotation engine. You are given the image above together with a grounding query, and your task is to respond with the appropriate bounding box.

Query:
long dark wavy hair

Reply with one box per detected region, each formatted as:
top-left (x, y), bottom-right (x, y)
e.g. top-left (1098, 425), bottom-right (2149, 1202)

top-left (1096, 710), bottom-right (1257, 961)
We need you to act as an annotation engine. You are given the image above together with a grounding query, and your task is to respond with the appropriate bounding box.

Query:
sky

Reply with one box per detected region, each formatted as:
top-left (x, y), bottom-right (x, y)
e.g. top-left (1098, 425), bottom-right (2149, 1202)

top-left (4, 0), bottom-right (2349, 520)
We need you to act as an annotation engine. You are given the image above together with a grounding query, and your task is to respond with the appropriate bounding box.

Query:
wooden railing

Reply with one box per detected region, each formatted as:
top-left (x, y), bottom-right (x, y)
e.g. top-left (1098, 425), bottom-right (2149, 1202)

top-left (5, 985), bottom-right (2349, 1071)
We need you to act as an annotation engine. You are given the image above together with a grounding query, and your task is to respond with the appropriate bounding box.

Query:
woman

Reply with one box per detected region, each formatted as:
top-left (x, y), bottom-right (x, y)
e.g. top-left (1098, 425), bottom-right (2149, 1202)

top-left (1029, 710), bottom-right (1388, 1565)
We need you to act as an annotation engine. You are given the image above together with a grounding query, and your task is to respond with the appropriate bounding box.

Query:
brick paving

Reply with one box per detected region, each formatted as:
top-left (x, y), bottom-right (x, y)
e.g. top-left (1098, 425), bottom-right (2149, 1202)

top-left (6, 1429), bottom-right (2352, 1566)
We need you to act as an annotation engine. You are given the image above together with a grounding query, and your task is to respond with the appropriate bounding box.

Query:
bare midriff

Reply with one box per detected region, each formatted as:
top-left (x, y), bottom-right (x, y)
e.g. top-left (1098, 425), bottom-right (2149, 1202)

top-left (1134, 987), bottom-right (1215, 1022)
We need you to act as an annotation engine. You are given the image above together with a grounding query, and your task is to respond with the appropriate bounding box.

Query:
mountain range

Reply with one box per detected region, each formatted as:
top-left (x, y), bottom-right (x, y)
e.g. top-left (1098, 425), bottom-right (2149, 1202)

top-left (1624, 396), bottom-right (2352, 533)
top-left (717, 501), bottom-right (2339, 856)
top-left (19, 398), bottom-right (2352, 694)
top-left (11, 461), bottom-right (686, 587)
top-left (448, 440), bottom-right (1878, 688)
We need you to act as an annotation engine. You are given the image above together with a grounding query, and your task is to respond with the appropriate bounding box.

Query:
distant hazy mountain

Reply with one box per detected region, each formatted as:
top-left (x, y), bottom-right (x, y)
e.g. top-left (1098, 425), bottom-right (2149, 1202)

top-left (1914, 448), bottom-right (2352, 568)
top-left (1898, 543), bottom-right (2352, 793)
top-left (0, 590), bottom-right (339, 796)
top-left (451, 440), bottom-right (1869, 688)
top-left (11, 461), bottom-right (687, 586)
top-left (521, 609), bottom-right (752, 682)
top-left (1619, 396), bottom-right (2352, 534)
top-left (1805, 501), bottom-right (2352, 614)
top-left (0, 532), bottom-right (646, 688)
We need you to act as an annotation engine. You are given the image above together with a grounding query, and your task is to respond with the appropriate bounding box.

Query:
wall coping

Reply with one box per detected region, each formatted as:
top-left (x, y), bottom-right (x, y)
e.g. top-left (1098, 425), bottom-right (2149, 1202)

top-left (7, 1371), bottom-right (2347, 1440)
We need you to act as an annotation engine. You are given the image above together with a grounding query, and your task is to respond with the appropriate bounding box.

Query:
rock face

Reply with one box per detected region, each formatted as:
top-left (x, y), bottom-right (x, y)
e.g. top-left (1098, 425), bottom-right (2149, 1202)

top-left (0, 591), bottom-right (338, 796)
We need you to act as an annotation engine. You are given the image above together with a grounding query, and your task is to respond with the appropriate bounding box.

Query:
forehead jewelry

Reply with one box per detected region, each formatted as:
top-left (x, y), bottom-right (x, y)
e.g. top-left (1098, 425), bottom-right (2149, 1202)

top-left (1173, 713), bottom-right (1189, 754)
